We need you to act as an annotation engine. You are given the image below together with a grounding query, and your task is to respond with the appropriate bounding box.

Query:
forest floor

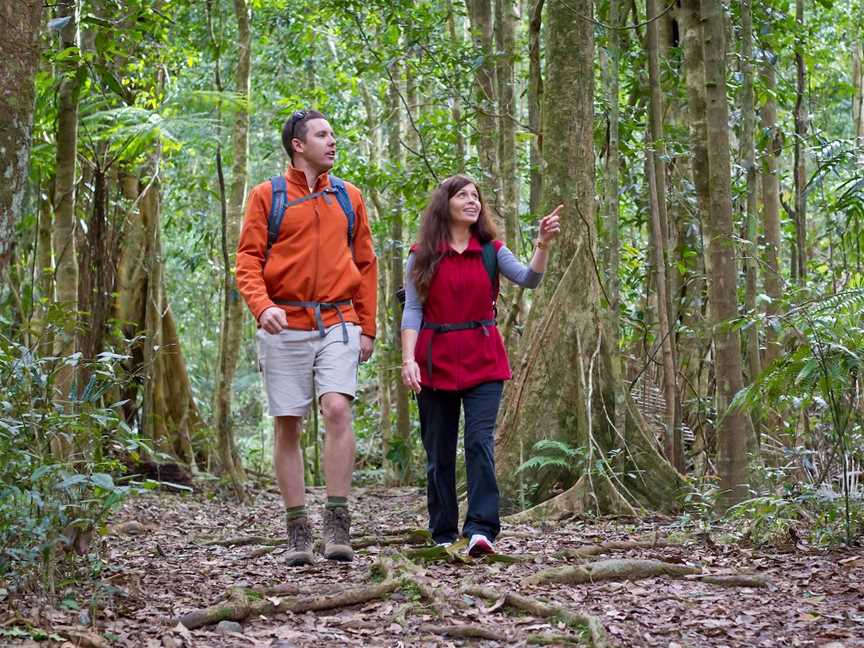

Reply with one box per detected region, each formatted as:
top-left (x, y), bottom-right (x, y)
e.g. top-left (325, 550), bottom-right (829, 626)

top-left (3, 485), bottom-right (864, 648)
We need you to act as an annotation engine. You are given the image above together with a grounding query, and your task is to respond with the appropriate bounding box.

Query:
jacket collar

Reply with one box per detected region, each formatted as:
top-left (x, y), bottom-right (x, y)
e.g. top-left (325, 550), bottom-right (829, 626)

top-left (286, 166), bottom-right (329, 192)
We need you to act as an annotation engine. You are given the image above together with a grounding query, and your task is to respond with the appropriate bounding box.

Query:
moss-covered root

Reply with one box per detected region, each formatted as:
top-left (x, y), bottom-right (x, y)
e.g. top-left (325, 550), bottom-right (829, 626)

top-left (523, 558), bottom-right (700, 587)
top-left (556, 538), bottom-right (679, 559)
top-left (464, 585), bottom-right (608, 648)
top-left (690, 574), bottom-right (772, 588)
top-left (176, 561), bottom-right (401, 630)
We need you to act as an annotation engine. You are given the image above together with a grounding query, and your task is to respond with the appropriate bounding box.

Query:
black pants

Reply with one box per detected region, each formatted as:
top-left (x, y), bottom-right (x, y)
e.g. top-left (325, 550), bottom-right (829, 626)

top-left (417, 381), bottom-right (503, 544)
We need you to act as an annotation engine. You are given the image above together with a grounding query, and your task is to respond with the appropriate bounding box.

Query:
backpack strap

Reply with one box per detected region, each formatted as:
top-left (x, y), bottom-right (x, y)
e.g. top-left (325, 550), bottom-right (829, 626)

top-left (329, 175), bottom-right (356, 257)
top-left (481, 241), bottom-right (499, 301)
top-left (264, 174), bottom-right (357, 261)
top-left (266, 175), bottom-right (288, 259)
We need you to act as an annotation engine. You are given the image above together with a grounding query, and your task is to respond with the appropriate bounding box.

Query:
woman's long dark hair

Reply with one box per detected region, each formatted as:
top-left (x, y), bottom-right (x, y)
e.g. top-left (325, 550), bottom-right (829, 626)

top-left (410, 175), bottom-right (498, 301)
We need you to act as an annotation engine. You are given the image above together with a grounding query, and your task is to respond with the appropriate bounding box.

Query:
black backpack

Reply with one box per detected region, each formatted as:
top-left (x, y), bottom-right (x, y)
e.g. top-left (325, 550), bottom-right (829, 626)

top-left (396, 241), bottom-right (499, 308)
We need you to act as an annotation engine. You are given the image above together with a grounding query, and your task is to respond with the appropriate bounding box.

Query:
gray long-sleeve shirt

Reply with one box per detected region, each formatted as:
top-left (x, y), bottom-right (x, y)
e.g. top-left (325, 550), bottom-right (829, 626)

top-left (401, 245), bottom-right (543, 331)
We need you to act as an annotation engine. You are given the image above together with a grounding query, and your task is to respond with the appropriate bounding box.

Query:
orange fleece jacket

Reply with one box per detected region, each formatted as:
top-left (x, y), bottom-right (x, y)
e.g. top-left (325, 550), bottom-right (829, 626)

top-left (236, 168), bottom-right (378, 338)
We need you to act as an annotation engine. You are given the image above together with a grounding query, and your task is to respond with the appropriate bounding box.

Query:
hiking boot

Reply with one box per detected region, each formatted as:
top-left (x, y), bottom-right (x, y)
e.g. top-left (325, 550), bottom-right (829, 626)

top-left (285, 516), bottom-right (313, 566)
top-left (467, 534), bottom-right (495, 558)
top-left (322, 507), bottom-right (353, 562)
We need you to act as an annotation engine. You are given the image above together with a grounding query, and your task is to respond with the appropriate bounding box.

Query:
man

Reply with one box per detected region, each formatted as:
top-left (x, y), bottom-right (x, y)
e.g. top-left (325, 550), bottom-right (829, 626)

top-left (236, 109), bottom-right (377, 565)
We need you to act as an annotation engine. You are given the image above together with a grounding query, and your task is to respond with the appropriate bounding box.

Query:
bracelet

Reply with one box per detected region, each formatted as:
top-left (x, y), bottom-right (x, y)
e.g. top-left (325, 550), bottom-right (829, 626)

top-left (402, 359), bottom-right (417, 365)
top-left (536, 239), bottom-right (549, 250)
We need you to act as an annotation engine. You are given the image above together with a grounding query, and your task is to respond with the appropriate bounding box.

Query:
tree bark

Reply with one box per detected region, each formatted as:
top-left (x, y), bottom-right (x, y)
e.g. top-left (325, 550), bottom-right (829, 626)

top-left (759, 51), bottom-right (783, 367)
top-left (51, 0), bottom-right (81, 413)
top-left (387, 62), bottom-right (412, 485)
top-left (701, 0), bottom-right (754, 509)
top-left (853, 40), bottom-right (863, 160)
top-left (740, 0), bottom-right (761, 387)
top-left (495, 0), bottom-right (682, 515)
top-left (527, 0), bottom-right (544, 218)
top-left (0, 0), bottom-right (43, 272)
top-left (213, 0), bottom-right (252, 498)
top-left (465, 0), bottom-right (502, 234)
top-left (495, 0), bottom-right (518, 252)
top-left (446, 0), bottom-right (467, 171)
top-left (793, 0), bottom-right (807, 283)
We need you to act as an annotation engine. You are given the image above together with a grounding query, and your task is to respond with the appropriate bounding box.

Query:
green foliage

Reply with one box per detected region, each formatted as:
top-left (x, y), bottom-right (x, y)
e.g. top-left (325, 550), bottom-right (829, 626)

top-left (0, 336), bottom-right (141, 592)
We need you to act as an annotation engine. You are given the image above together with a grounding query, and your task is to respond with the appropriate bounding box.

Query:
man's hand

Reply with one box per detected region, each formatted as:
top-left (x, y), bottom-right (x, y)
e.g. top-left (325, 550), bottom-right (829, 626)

top-left (259, 306), bottom-right (288, 334)
top-left (359, 334), bottom-right (374, 363)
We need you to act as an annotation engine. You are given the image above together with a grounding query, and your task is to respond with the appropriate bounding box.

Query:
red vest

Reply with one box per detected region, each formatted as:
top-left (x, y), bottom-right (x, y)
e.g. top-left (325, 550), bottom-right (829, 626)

top-left (415, 237), bottom-right (512, 390)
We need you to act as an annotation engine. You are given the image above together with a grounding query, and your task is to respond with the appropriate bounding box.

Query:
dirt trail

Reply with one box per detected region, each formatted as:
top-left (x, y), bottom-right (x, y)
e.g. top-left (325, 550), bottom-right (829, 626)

top-left (3, 486), bottom-right (863, 647)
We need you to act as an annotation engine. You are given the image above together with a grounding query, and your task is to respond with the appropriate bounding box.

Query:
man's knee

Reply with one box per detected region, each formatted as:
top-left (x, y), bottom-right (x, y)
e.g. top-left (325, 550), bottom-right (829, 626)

top-left (320, 393), bottom-right (352, 430)
top-left (274, 416), bottom-right (303, 446)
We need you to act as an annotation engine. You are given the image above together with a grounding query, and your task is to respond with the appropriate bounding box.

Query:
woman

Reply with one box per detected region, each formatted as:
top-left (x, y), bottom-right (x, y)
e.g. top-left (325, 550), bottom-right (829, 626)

top-left (401, 175), bottom-right (561, 556)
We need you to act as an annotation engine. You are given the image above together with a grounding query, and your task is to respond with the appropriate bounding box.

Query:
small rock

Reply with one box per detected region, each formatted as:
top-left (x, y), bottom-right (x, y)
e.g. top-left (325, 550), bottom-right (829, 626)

top-left (78, 608), bottom-right (91, 626)
top-left (216, 620), bottom-right (243, 635)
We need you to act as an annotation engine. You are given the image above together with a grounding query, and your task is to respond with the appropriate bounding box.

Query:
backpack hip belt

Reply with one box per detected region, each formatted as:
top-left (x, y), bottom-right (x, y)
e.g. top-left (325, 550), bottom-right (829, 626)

top-left (273, 299), bottom-right (353, 343)
top-left (420, 319), bottom-right (496, 386)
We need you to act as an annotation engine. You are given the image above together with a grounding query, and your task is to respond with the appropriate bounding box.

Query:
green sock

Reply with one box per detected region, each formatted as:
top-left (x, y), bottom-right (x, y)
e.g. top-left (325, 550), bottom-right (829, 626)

top-left (285, 505), bottom-right (307, 521)
top-left (326, 496), bottom-right (348, 510)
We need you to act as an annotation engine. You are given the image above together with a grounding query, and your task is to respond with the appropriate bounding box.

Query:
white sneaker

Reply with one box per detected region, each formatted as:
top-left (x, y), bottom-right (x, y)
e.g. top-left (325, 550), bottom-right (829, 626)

top-left (467, 534), bottom-right (495, 557)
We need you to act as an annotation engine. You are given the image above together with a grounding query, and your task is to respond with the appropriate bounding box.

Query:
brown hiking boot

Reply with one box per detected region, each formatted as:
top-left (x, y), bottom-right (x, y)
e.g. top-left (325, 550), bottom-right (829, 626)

top-left (285, 516), bottom-right (313, 566)
top-left (322, 507), bottom-right (353, 562)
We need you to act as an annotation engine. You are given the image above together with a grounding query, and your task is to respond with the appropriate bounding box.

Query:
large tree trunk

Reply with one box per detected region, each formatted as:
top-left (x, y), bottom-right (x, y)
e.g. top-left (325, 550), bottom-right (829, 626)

top-left (0, 0), bottom-right (43, 271)
top-left (760, 51), bottom-right (783, 368)
top-left (495, 0), bottom-right (682, 517)
top-left (446, 0), bottom-right (467, 171)
top-left (465, 0), bottom-right (502, 234)
top-left (114, 163), bottom-right (203, 468)
top-left (701, 0), bottom-right (754, 509)
top-left (739, 0), bottom-right (761, 387)
top-left (527, 0), bottom-right (544, 219)
top-left (52, 0), bottom-right (81, 411)
top-left (213, 0), bottom-right (252, 498)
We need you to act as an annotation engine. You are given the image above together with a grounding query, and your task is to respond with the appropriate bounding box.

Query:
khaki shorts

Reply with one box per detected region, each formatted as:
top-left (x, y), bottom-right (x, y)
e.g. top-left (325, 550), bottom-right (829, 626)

top-left (256, 323), bottom-right (361, 417)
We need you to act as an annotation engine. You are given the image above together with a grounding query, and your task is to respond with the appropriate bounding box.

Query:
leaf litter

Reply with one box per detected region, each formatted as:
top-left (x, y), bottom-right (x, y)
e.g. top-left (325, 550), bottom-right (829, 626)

top-left (0, 485), bottom-right (862, 647)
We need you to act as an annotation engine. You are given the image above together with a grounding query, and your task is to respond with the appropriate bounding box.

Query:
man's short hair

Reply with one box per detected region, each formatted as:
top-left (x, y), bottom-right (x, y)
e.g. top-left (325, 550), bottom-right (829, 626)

top-left (281, 109), bottom-right (327, 160)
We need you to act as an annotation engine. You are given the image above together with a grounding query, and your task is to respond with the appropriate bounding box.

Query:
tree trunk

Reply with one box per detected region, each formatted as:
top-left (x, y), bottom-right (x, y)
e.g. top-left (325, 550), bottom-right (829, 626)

top-left (759, 52), bottom-right (783, 367)
top-left (853, 40), bottom-right (863, 161)
top-left (527, 0), bottom-right (544, 219)
top-left (52, 0), bottom-right (81, 409)
top-left (388, 62), bottom-right (413, 485)
top-left (213, 0), bottom-right (252, 498)
top-left (495, 0), bottom-right (682, 516)
top-left (793, 0), bottom-right (807, 283)
top-left (360, 84), bottom-right (393, 478)
top-left (495, 0), bottom-right (518, 252)
top-left (701, 0), bottom-right (754, 509)
top-left (446, 0), bottom-right (467, 171)
top-left (465, 0), bottom-right (502, 234)
top-left (115, 162), bottom-right (203, 468)
top-left (0, 0), bottom-right (43, 271)
top-left (740, 0), bottom-right (761, 387)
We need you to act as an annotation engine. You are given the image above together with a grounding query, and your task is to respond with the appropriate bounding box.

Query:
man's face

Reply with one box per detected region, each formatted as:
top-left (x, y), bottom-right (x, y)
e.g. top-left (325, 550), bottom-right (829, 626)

top-left (292, 118), bottom-right (336, 172)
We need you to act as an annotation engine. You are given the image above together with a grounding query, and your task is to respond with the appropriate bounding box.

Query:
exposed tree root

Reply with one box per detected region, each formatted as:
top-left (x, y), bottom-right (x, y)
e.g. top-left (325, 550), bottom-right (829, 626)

top-left (522, 558), bottom-right (700, 587)
top-left (556, 538), bottom-right (679, 559)
top-left (464, 585), bottom-right (608, 648)
top-left (176, 562), bottom-right (401, 630)
top-left (419, 623), bottom-right (510, 641)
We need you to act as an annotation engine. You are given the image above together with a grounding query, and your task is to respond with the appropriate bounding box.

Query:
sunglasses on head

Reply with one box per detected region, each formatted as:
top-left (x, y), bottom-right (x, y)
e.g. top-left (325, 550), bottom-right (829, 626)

top-left (288, 109), bottom-right (309, 141)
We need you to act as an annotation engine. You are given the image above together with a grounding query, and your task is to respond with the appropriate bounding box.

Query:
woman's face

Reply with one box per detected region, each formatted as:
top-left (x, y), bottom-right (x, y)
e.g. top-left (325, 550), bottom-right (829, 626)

top-left (448, 183), bottom-right (481, 227)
